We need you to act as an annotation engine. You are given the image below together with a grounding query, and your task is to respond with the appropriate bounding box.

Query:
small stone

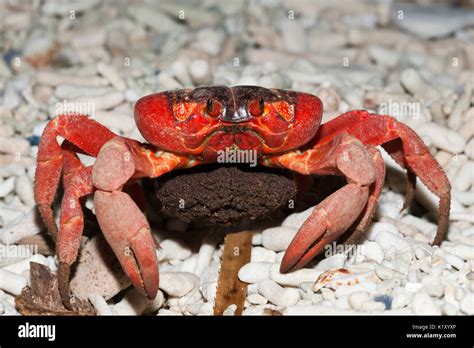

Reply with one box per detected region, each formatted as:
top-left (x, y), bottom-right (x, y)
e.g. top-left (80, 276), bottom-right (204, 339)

top-left (70, 236), bottom-right (131, 300)
top-left (282, 207), bottom-right (314, 229)
top-left (424, 284), bottom-right (444, 298)
top-left (158, 239), bottom-right (192, 261)
top-left (247, 293), bottom-right (268, 305)
top-left (313, 254), bottom-right (347, 272)
top-left (238, 262), bottom-right (272, 284)
top-left (261, 226), bottom-right (298, 251)
top-left (0, 177), bottom-right (15, 198)
top-left (159, 272), bottom-right (199, 297)
top-left (374, 229), bottom-right (409, 251)
top-left (411, 293), bottom-right (441, 315)
top-left (392, 290), bottom-right (411, 309)
top-left (189, 59), bottom-right (211, 85)
top-left (441, 303), bottom-right (458, 315)
top-left (361, 300), bottom-right (385, 312)
top-left (459, 294), bottom-right (474, 315)
top-left (251, 247), bottom-right (276, 263)
top-left (269, 264), bottom-right (320, 287)
top-left (258, 279), bottom-right (300, 307)
top-left (347, 291), bottom-right (370, 310)
top-left (360, 241), bottom-right (384, 263)
top-left (444, 253), bottom-right (465, 271)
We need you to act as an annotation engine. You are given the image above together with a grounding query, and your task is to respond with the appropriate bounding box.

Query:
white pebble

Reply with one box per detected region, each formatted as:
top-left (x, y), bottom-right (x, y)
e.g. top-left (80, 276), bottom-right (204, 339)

top-left (157, 239), bottom-right (192, 261)
top-left (280, 21), bottom-right (305, 53)
top-left (0, 209), bottom-right (43, 244)
top-left (392, 290), bottom-right (411, 309)
top-left (0, 163), bottom-right (25, 178)
top-left (251, 247), bottom-right (276, 263)
top-left (314, 253), bottom-right (347, 272)
top-left (411, 293), bottom-right (441, 315)
top-left (336, 284), bottom-right (376, 298)
top-left (247, 293), bottom-right (268, 305)
top-left (417, 123), bottom-right (466, 153)
top-left (347, 291), bottom-right (370, 310)
top-left (270, 264), bottom-right (321, 287)
top-left (247, 283), bottom-right (259, 295)
top-left (198, 302), bottom-right (214, 315)
top-left (97, 62), bottom-right (126, 91)
top-left (376, 202), bottom-right (400, 219)
top-left (283, 304), bottom-right (356, 315)
top-left (88, 294), bottom-right (113, 315)
top-left (242, 304), bottom-right (279, 315)
top-left (238, 262), bottom-right (272, 283)
top-left (261, 226), bottom-right (298, 251)
top-left (444, 253), bottom-right (465, 270)
top-left (442, 241), bottom-right (474, 261)
top-left (0, 269), bottom-right (27, 295)
top-left (0, 164), bottom-right (25, 177)
top-left (113, 288), bottom-right (165, 315)
top-left (453, 191), bottom-right (474, 206)
top-left (0, 136), bottom-right (30, 155)
top-left (441, 303), bottom-right (458, 315)
top-left (2, 254), bottom-right (48, 274)
top-left (191, 28), bottom-right (225, 56)
top-left (282, 206), bottom-right (314, 229)
top-left (0, 177), bottom-right (15, 198)
top-left (401, 215), bottom-right (437, 235)
top-left (15, 175), bottom-right (35, 206)
top-left (453, 161), bottom-right (474, 191)
top-left (362, 300), bottom-right (385, 312)
top-left (360, 241), bottom-right (384, 263)
top-left (200, 264), bottom-right (219, 303)
top-left (179, 254), bottom-right (198, 273)
top-left (424, 284), bottom-right (444, 298)
top-left (375, 229), bottom-right (409, 251)
top-left (223, 304), bottom-right (237, 316)
top-left (459, 294), bottom-right (474, 315)
top-left (366, 222), bottom-right (399, 241)
top-left (194, 233), bottom-right (217, 276)
top-left (159, 272), bottom-right (199, 297)
top-left (400, 69), bottom-right (439, 99)
top-left (258, 279), bottom-right (300, 307)
top-left (252, 232), bottom-right (262, 245)
top-left (189, 59), bottom-right (211, 85)
top-left (375, 266), bottom-right (395, 280)
top-left (465, 138), bottom-right (474, 160)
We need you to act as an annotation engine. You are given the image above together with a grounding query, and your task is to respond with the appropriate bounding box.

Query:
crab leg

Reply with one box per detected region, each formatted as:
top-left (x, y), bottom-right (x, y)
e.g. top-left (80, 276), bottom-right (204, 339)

top-left (91, 137), bottom-right (201, 299)
top-left (52, 142), bottom-right (95, 307)
top-left (34, 115), bottom-right (116, 238)
top-left (341, 146), bottom-right (386, 245)
top-left (263, 133), bottom-right (379, 272)
top-left (313, 110), bottom-right (451, 245)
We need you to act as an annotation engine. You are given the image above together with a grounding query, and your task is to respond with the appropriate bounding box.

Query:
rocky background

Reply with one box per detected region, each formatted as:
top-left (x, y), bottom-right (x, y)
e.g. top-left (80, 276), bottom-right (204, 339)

top-left (0, 0), bottom-right (473, 315)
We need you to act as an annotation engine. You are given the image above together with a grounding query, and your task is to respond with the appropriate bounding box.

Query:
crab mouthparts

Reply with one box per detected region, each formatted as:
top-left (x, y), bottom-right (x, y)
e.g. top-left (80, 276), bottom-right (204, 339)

top-left (221, 107), bottom-right (252, 123)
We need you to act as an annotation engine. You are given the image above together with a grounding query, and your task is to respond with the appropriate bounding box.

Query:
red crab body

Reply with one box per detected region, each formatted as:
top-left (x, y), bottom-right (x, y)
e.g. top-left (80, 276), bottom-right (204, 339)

top-left (34, 86), bottom-right (451, 306)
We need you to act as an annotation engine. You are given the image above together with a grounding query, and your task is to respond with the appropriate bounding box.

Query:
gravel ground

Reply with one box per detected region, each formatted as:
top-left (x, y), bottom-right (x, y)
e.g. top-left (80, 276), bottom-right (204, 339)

top-left (0, 0), bottom-right (473, 315)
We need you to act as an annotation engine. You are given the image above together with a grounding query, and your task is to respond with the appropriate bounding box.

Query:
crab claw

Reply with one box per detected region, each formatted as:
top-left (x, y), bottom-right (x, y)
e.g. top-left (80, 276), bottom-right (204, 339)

top-left (94, 190), bottom-right (159, 298)
top-left (280, 184), bottom-right (369, 273)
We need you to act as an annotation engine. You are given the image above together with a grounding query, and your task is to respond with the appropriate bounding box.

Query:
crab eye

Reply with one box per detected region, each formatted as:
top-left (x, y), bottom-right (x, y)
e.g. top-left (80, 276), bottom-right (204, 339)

top-left (248, 98), bottom-right (265, 117)
top-left (206, 99), bottom-right (222, 117)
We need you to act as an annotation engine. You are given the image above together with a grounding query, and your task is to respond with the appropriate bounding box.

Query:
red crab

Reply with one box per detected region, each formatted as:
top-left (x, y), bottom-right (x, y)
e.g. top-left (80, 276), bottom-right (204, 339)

top-left (34, 86), bottom-right (451, 306)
